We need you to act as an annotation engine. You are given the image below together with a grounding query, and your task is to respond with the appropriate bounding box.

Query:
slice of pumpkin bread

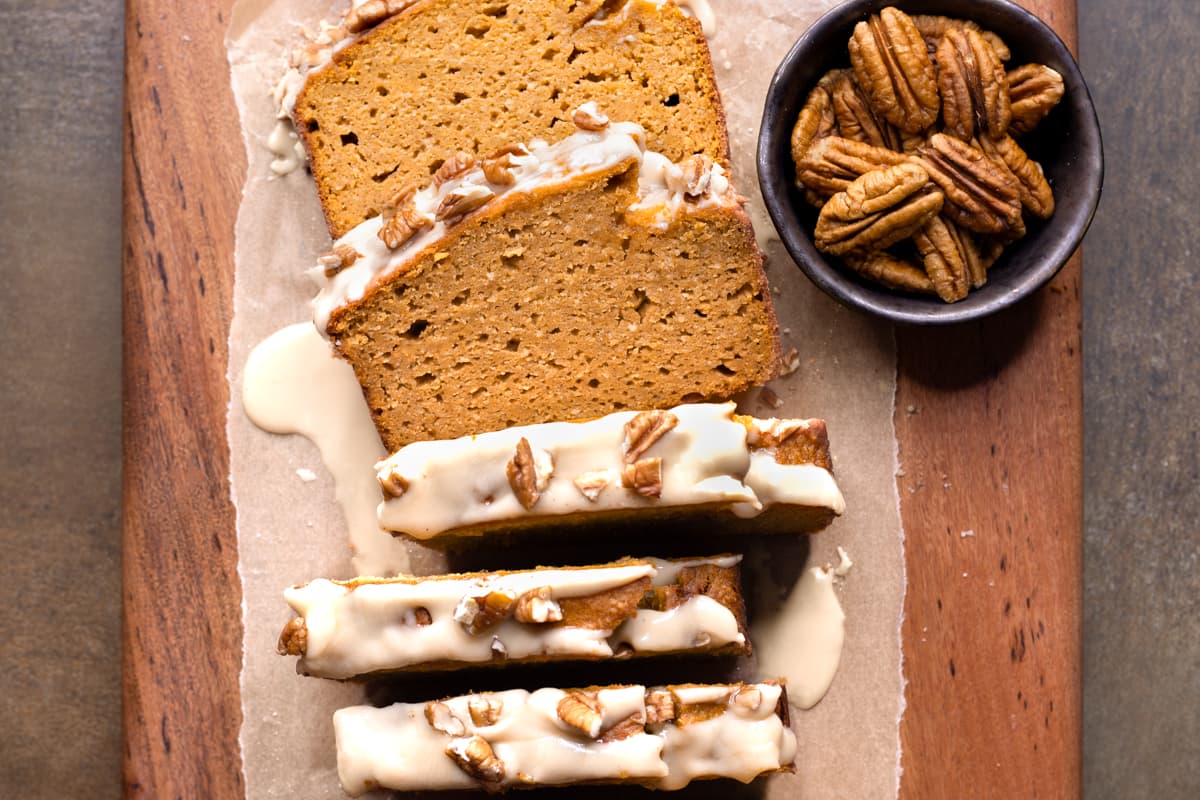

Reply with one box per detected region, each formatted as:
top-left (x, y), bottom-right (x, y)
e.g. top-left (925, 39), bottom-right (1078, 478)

top-left (293, 0), bottom-right (729, 236)
top-left (312, 114), bottom-right (779, 451)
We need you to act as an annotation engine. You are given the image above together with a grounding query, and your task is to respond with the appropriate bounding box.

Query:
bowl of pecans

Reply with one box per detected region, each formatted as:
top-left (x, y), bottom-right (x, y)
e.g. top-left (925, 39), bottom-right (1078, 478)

top-left (758, 0), bottom-right (1102, 324)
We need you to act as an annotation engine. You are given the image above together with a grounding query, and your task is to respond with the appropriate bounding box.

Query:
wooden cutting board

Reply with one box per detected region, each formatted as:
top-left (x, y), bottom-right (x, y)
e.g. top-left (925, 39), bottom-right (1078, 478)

top-left (121, 1), bottom-right (1081, 797)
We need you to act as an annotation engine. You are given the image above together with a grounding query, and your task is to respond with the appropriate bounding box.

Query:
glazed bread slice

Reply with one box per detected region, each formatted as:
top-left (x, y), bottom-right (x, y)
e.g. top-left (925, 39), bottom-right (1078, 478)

top-left (294, 0), bottom-right (729, 236)
top-left (375, 402), bottom-right (845, 540)
top-left (277, 555), bottom-right (748, 679)
top-left (333, 681), bottom-right (794, 794)
top-left (315, 117), bottom-right (780, 452)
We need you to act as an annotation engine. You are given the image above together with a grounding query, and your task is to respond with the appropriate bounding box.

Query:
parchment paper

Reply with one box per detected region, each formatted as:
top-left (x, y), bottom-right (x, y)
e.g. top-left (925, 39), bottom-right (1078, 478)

top-left (226, 1), bottom-right (905, 797)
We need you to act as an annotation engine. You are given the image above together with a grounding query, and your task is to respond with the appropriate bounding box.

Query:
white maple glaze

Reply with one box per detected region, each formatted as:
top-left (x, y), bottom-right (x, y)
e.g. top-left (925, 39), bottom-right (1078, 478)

top-left (375, 402), bottom-right (844, 539)
top-left (333, 682), bottom-right (794, 794)
top-left (283, 555), bottom-right (744, 678)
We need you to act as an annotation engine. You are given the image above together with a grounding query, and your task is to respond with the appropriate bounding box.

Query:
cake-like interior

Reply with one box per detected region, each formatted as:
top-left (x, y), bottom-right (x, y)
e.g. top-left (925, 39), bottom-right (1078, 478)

top-left (319, 117), bottom-right (779, 452)
top-left (278, 555), bottom-right (747, 678)
top-left (333, 681), bottom-right (795, 794)
top-left (374, 402), bottom-right (844, 539)
top-left (293, 0), bottom-right (729, 236)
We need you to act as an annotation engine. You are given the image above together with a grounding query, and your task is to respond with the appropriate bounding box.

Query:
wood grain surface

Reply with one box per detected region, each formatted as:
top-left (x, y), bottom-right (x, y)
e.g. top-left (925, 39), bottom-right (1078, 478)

top-left (121, 1), bottom-right (1081, 798)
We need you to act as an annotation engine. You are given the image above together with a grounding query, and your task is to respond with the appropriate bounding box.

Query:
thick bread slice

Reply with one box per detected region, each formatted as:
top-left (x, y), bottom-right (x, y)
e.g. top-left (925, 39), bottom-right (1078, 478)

top-left (294, 0), bottom-right (729, 236)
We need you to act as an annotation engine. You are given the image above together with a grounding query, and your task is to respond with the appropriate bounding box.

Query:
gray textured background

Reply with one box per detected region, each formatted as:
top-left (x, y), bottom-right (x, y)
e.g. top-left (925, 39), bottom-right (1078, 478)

top-left (0, 0), bottom-right (1196, 797)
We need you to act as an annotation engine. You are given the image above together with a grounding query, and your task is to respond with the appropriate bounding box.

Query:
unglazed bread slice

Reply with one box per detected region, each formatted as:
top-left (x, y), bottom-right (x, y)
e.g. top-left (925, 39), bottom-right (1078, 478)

top-left (277, 555), bottom-right (748, 678)
top-left (333, 681), bottom-right (795, 794)
top-left (315, 117), bottom-right (780, 452)
top-left (375, 402), bottom-right (845, 540)
top-left (293, 0), bottom-right (730, 236)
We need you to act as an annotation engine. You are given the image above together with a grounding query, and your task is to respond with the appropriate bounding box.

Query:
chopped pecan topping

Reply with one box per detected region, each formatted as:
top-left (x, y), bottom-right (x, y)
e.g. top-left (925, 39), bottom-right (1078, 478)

top-left (480, 143), bottom-right (531, 186)
top-left (573, 469), bottom-right (612, 501)
top-left (621, 457), bottom-right (663, 498)
top-left (797, 136), bottom-right (908, 200)
top-left (378, 470), bottom-right (409, 499)
top-left (513, 586), bottom-right (563, 624)
top-left (913, 216), bottom-right (975, 302)
top-left (829, 70), bottom-right (904, 151)
top-left (936, 27), bottom-right (1011, 142)
top-left (644, 689), bottom-right (676, 724)
top-left (779, 346), bottom-right (801, 376)
top-left (978, 134), bottom-right (1054, 219)
top-left (790, 70), bottom-right (842, 167)
top-left (732, 685), bottom-right (763, 711)
top-left (623, 409), bottom-right (678, 463)
top-left (445, 735), bottom-right (506, 786)
top-left (748, 418), bottom-right (809, 450)
top-left (759, 386), bottom-right (784, 410)
top-left (316, 243), bottom-right (360, 278)
top-left (678, 154), bottom-right (715, 197)
top-left (1007, 64), bottom-right (1064, 136)
top-left (848, 7), bottom-right (941, 133)
top-left (814, 162), bottom-right (944, 256)
top-left (276, 617), bottom-right (307, 656)
top-left (378, 203), bottom-right (432, 250)
top-left (556, 691), bottom-right (604, 738)
top-left (412, 606), bottom-right (433, 626)
top-left (453, 590), bottom-right (516, 635)
top-left (468, 695), bottom-right (504, 727)
top-left (505, 437), bottom-right (552, 510)
top-left (843, 252), bottom-right (935, 295)
top-left (344, 0), bottom-right (417, 34)
top-left (433, 151), bottom-right (477, 186)
top-left (598, 712), bottom-right (646, 742)
top-left (435, 184), bottom-right (495, 222)
top-left (425, 701), bottom-right (467, 736)
top-left (914, 133), bottom-right (1023, 237)
top-left (572, 103), bottom-right (610, 131)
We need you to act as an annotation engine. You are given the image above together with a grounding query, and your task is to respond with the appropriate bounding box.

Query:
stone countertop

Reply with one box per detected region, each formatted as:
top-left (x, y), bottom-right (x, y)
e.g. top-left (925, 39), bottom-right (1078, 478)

top-left (0, 0), bottom-right (1195, 798)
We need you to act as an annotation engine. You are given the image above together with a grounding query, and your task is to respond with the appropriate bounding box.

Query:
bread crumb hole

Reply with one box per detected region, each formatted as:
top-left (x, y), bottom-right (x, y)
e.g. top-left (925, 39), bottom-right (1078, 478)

top-left (663, 93), bottom-right (680, 107)
top-left (588, 378), bottom-right (600, 388)
top-left (404, 319), bottom-right (430, 339)
top-left (505, 338), bottom-right (521, 352)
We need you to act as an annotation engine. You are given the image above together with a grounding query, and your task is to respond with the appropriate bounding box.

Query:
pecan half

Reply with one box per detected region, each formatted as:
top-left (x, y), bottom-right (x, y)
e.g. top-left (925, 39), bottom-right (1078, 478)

top-left (378, 469), bottom-right (409, 498)
top-left (814, 162), bottom-right (944, 256)
top-left (378, 203), bottom-right (433, 249)
top-left (790, 70), bottom-right (842, 167)
top-left (505, 437), bottom-right (552, 509)
top-left (425, 701), bottom-right (467, 736)
top-left (276, 617), bottom-right (307, 656)
top-left (911, 15), bottom-right (1010, 63)
top-left (1007, 64), bottom-right (1065, 136)
top-left (513, 586), bottom-right (563, 624)
top-left (912, 216), bottom-right (977, 302)
top-left (914, 133), bottom-right (1023, 237)
top-left (843, 252), bottom-right (935, 295)
top-left (848, 7), bottom-right (941, 133)
top-left (453, 590), bottom-right (516, 635)
top-left (433, 151), bottom-right (477, 186)
top-left (572, 102), bottom-right (610, 131)
top-left (623, 410), bottom-right (678, 463)
top-left (316, 243), bottom-right (360, 278)
top-left (557, 691), bottom-right (604, 738)
top-left (621, 457), bottom-right (663, 498)
top-left (445, 735), bottom-right (505, 786)
top-left (481, 143), bottom-right (532, 186)
top-left (435, 184), bottom-right (495, 221)
top-left (829, 71), bottom-right (904, 151)
top-left (978, 134), bottom-right (1055, 219)
top-left (644, 689), bottom-right (676, 724)
top-left (598, 712), bottom-right (646, 742)
top-left (937, 27), bottom-right (1011, 142)
top-left (797, 136), bottom-right (908, 199)
top-left (468, 695), bottom-right (504, 727)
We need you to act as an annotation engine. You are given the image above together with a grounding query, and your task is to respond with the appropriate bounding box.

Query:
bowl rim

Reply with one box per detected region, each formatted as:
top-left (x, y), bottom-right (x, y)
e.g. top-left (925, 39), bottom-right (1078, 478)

top-left (756, 0), bottom-right (1104, 326)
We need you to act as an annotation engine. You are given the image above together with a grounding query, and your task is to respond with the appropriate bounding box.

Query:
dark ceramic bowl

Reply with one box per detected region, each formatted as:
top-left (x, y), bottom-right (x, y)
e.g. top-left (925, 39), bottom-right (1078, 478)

top-left (757, 0), bottom-right (1103, 325)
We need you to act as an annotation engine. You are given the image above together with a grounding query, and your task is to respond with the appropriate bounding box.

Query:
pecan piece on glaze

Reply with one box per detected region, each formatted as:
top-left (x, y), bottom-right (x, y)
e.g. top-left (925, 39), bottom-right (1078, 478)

top-left (378, 203), bottom-right (433, 250)
top-left (848, 7), bottom-right (941, 133)
top-left (573, 469), bottom-right (612, 502)
top-left (644, 689), bottom-right (676, 725)
top-left (276, 617), bottom-right (307, 656)
top-left (556, 691), bottom-right (604, 738)
top-left (910, 14), bottom-right (1010, 62)
top-left (623, 409), bottom-right (679, 463)
top-left (790, 70), bottom-right (842, 168)
top-left (468, 695), bottom-right (504, 727)
top-left (505, 436), bottom-right (552, 510)
top-left (433, 151), bottom-right (478, 186)
top-left (513, 585), bottom-right (563, 624)
top-left (829, 71), bottom-right (905, 151)
top-left (1007, 64), bottom-right (1065, 136)
top-left (445, 735), bottom-right (506, 786)
top-left (678, 154), bottom-right (715, 197)
top-left (316, 243), bottom-right (360, 278)
top-left (813, 161), bottom-right (944, 256)
top-left (378, 469), bottom-right (409, 498)
top-left (598, 712), bottom-right (646, 742)
top-left (797, 136), bottom-right (908, 200)
top-left (453, 590), bottom-right (516, 635)
top-left (425, 701), bottom-right (467, 736)
top-left (843, 252), bottom-right (935, 295)
top-left (344, 0), bottom-right (417, 34)
top-left (435, 184), bottom-right (495, 222)
top-left (621, 457), bottom-right (664, 498)
top-left (937, 27), bottom-right (1011, 142)
top-left (978, 134), bottom-right (1055, 219)
top-left (481, 143), bottom-right (532, 186)
top-left (912, 216), bottom-right (976, 302)
top-left (572, 102), bottom-right (611, 131)
top-left (914, 133), bottom-right (1023, 237)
